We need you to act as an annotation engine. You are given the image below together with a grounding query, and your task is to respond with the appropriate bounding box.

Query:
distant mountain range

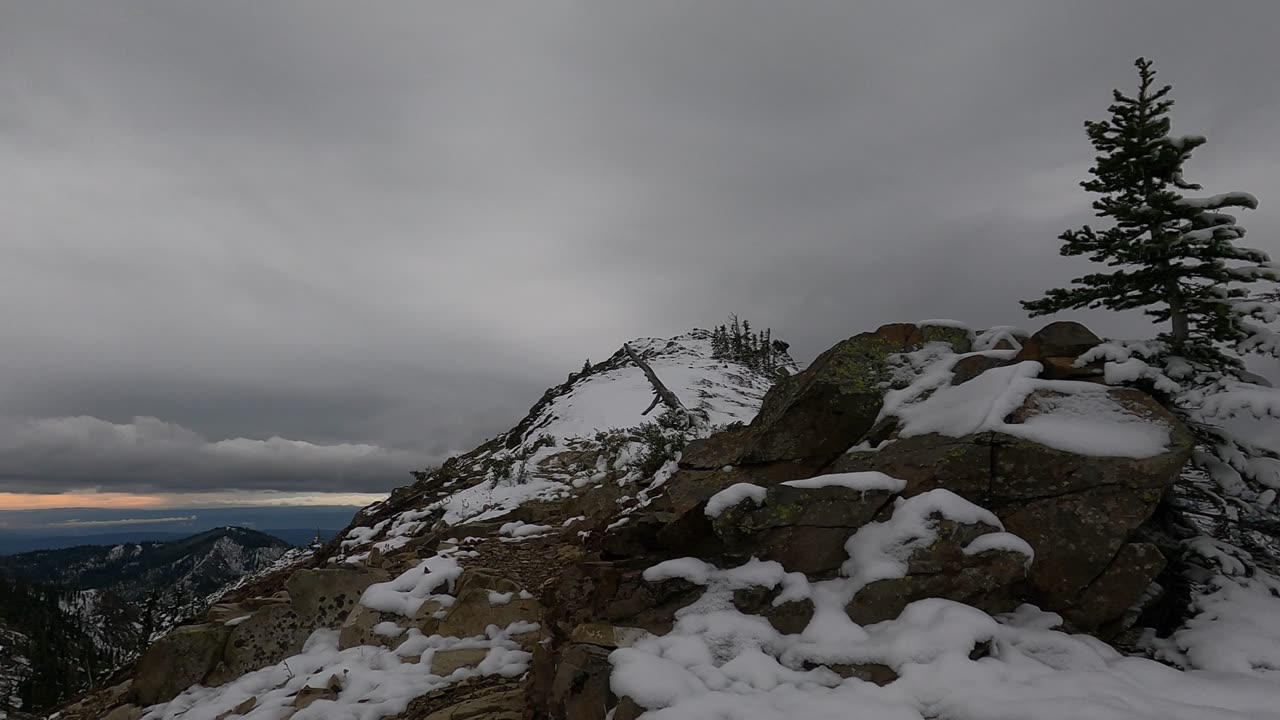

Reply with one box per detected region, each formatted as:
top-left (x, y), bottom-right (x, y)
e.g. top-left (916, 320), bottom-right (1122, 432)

top-left (0, 526), bottom-right (308, 716)
top-left (0, 504), bottom-right (361, 555)
top-left (0, 527), bottom-right (333, 555)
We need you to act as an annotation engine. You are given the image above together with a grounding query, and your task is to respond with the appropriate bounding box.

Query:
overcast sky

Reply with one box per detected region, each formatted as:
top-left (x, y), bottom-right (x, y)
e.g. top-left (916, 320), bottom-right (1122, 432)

top-left (2, 1), bottom-right (1278, 503)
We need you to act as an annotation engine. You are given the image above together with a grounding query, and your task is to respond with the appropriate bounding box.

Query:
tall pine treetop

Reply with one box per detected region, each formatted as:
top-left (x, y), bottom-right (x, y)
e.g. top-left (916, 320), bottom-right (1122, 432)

top-left (1023, 58), bottom-right (1279, 367)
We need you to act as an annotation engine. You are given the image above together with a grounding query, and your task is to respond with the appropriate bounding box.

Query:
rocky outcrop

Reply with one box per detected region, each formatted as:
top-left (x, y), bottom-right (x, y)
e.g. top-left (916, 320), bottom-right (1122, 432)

top-left (831, 385), bottom-right (1191, 629)
top-left (133, 623), bottom-right (231, 706)
top-left (1013, 320), bottom-right (1104, 380)
top-left (130, 565), bottom-right (388, 705)
top-left (69, 321), bottom-right (1196, 720)
top-left (846, 517), bottom-right (1030, 625)
top-left (661, 322), bottom-right (975, 516)
top-left (711, 482), bottom-right (898, 575)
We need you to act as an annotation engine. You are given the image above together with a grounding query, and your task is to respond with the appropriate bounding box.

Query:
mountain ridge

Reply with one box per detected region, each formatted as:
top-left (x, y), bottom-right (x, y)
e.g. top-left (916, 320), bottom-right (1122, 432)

top-left (0, 527), bottom-right (301, 717)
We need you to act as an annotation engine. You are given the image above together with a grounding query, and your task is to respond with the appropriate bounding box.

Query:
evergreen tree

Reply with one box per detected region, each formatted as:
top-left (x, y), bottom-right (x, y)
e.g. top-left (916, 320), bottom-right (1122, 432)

top-left (1023, 58), bottom-right (1280, 369)
top-left (711, 325), bottom-right (728, 357)
top-left (581, 358), bottom-right (592, 375)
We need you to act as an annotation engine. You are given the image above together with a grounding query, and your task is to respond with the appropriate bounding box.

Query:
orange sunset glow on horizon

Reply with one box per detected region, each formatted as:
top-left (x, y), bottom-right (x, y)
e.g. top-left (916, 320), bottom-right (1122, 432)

top-left (0, 492), bottom-right (169, 511)
top-left (0, 491), bottom-right (390, 512)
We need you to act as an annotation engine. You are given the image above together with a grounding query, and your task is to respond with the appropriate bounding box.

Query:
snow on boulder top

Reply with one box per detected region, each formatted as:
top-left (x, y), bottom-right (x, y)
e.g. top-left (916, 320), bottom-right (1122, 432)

top-left (879, 353), bottom-right (1183, 458)
top-left (505, 329), bottom-right (794, 451)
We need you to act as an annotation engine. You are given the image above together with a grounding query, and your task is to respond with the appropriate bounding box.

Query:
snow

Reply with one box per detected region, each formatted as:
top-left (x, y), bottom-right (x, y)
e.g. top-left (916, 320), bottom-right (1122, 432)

top-left (498, 520), bottom-right (554, 538)
top-left (917, 319), bottom-right (973, 331)
top-left (705, 483), bottom-right (767, 518)
top-left (973, 326), bottom-right (1029, 352)
top-left (139, 626), bottom-right (534, 720)
top-left (782, 472), bottom-right (907, 494)
top-left (615, 549), bottom-right (1280, 720)
top-left (1153, 572), bottom-right (1280, 677)
top-left (889, 361), bottom-right (1175, 458)
top-left (1177, 191), bottom-right (1260, 210)
top-left (843, 489), bottom-right (1003, 586)
top-left (962, 532), bottom-right (1034, 566)
top-left (1199, 382), bottom-right (1280, 420)
top-left (1009, 389), bottom-right (1174, 457)
top-left (644, 558), bottom-right (719, 586)
top-left (359, 555), bottom-right (462, 617)
top-left (432, 477), bottom-right (570, 527)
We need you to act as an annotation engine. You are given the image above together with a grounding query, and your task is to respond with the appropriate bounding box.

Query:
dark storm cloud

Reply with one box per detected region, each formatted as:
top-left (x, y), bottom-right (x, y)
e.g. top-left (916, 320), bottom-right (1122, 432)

top-left (2, 1), bottom-right (1278, 494)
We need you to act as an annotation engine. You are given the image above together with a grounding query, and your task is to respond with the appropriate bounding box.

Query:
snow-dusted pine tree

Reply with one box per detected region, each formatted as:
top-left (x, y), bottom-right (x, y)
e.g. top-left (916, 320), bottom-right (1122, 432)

top-left (1024, 59), bottom-right (1280, 587)
top-left (1022, 58), bottom-right (1280, 369)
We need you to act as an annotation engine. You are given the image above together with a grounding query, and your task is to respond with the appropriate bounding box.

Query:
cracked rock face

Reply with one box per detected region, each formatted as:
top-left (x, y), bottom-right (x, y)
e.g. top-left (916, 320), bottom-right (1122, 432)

top-left (827, 387), bottom-right (1192, 632)
top-left (711, 483), bottom-right (899, 575)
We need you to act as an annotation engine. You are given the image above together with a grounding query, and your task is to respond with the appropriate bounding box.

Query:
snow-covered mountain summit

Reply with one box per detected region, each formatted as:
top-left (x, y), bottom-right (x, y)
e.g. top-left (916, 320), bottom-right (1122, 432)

top-left (499, 328), bottom-right (796, 453)
top-left (338, 327), bottom-right (797, 559)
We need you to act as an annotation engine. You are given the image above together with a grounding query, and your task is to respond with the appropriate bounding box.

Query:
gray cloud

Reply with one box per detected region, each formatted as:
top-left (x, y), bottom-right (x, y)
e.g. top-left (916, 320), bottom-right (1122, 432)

top-left (0, 415), bottom-right (435, 495)
top-left (2, 1), bottom-right (1278, 495)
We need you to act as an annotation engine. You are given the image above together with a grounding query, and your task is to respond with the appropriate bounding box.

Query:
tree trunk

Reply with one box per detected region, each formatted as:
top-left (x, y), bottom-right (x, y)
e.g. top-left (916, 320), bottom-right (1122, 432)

top-left (1168, 283), bottom-right (1189, 349)
top-left (623, 343), bottom-right (711, 431)
top-left (623, 343), bottom-right (686, 415)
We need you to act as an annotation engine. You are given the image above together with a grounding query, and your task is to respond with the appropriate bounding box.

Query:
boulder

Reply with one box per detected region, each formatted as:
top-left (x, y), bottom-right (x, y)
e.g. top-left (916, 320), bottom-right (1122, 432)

top-left (741, 325), bottom-right (915, 464)
top-left (732, 586), bottom-right (814, 634)
top-left (568, 623), bottom-right (650, 648)
top-left (430, 647), bottom-right (491, 676)
top-left (918, 323), bottom-right (973, 354)
top-left (134, 623), bottom-right (231, 705)
top-left (846, 518), bottom-right (1029, 625)
top-left (549, 643), bottom-right (615, 720)
top-left (1065, 542), bottom-right (1165, 634)
top-left (678, 427), bottom-right (757, 470)
top-left (825, 663), bottom-right (899, 686)
top-left (286, 567), bottom-right (387, 629)
top-left (711, 482), bottom-right (897, 574)
top-left (993, 388), bottom-right (1192, 617)
top-left (1040, 356), bottom-right (1105, 381)
top-left (613, 698), bottom-right (647, 720)
top-left (102, 705), bottom-right (143, 720)
top-left (544, 561), bottom-right (700, 637)
top-left (950, 354), bottom-right (1012, 385)
top-left (214, 697), bottom-right (257, 720)
top-left (830, 386), bottom-right (1192, 629)
top-left (293, 674), bottom-right (342, 710)
top-left (419, 686), bottom-right (524, 720)
top-left (339, 603), bottom-right (418, 650)
top-left (216, 602), bottom-right (309, 680)
top-left (829, 432), bottom-right (993, 500)
top-left (436, 588), bottom-right (543, 639)
top-left (454, 567), bottom-right (523, 596)
top-left (1014, 321), bottom-right (1102, 363)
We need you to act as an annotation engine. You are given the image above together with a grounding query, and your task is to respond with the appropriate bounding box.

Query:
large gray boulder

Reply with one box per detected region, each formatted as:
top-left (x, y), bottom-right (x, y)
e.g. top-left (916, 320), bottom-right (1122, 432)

top-left (133, 623), bottom-right (230, 705)
top-left (286, 566), bottom-right (387, 629)
top-left (830, 386), bottom-right (1192, 631)
top-left (847, 518), bottom-right (1030, 625)
top-left (711, 482), bottom-right (899, 575)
